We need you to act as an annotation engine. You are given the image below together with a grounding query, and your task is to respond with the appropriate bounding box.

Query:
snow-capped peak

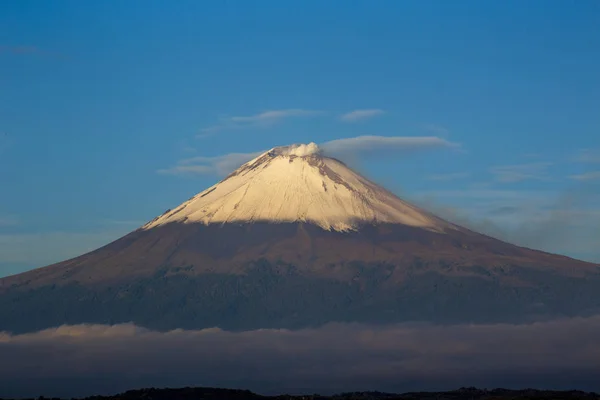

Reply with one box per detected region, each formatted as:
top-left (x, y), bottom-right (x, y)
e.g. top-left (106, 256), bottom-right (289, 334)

top-left (143, 145), bottom-right (456, 232)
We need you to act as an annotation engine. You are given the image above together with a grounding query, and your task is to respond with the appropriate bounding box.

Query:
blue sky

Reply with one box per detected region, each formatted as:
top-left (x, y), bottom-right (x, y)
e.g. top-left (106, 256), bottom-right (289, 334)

top-left (1, 0), bottom-right (599, 276)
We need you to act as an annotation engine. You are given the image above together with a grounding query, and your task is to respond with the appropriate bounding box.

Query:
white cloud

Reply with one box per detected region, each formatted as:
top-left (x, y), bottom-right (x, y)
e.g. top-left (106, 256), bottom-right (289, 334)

top-left (158, 151), bottom-right (264, 176)
top-left (231, 109), bottom-right (322, 124)
top-left (571, 171), bottom-right (600, 181)
top-left (199, 109), bottom-right (323, 135)
top-left (339, 109), bottom-right (385, 122)
top-left (321, 135), bottom-right (459, 156)
top-left (279, 142), bottom-right (320, 157)
top-left (489, 162), bottom-right (553, 183)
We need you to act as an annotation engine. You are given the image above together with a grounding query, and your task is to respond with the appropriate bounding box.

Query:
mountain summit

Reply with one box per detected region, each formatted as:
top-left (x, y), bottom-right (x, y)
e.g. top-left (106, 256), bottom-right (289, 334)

top-left (1, 144), bottom-right (599, 334)
top-left (144, 143), bottom-right (456, 232)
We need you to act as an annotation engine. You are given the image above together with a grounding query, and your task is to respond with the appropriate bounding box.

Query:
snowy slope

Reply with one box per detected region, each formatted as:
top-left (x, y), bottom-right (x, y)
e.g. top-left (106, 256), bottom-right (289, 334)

top-left (143, 143), bottom-right (459, 233)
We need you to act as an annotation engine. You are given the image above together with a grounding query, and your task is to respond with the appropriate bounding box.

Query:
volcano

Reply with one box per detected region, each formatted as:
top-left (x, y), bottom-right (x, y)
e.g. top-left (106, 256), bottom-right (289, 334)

top-left (1, 143), bottom-right (599, 334)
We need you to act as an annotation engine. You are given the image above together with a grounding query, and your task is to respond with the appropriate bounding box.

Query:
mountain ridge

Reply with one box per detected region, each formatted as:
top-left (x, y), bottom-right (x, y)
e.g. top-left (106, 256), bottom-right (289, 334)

top-left (1, 143), bottom-right (599, 333)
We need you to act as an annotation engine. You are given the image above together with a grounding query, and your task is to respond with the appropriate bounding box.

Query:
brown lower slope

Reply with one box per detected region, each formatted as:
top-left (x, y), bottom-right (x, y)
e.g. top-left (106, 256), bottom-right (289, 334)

top-left (1, 222), bottom-right (597, 290)
top-left (0, 222), bottom-right (599, 334)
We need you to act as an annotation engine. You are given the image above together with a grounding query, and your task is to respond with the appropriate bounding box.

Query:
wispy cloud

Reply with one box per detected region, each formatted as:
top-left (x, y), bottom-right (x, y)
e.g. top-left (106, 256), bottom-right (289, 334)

top-left (415, 186), bottom-right (600, 262)
top-left (100, 219), bottom-right (145, 226)
top-left (231, 109), bottom-right (322, 124)
top-left (196, 130), bottom-right (218, 138)
top-left (1, 318), bottom-right (600, 398)
top-left (0, 229), bottom-right (131, 268)
top-left (339, 109), bottom-right (385, 122)
top-left (199, 109), bottom-right (323, 136)
top-left (158, 151), bottom-right (264, 176)
top-left (489, 162), bottom-right (552, 183)
top-left (574, 149), bottom-right (600, 164)
top-left (570, 171), bottom-right (600, 181)
top-left (161, 136), bottom-right (459, 177)
top-left (0, 215), bottom-right (18, 227)
top-left (321, 135), bottom-right (459, 157)
top-left (427, 172), bottom-right (470, 181)
top-left (197, 123), bottom-right (241, 137)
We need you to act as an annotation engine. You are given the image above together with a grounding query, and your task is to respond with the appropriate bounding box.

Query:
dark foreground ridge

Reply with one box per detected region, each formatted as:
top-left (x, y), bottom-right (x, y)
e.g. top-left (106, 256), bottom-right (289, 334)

top-left (4, 387), bottom-right (600, 400)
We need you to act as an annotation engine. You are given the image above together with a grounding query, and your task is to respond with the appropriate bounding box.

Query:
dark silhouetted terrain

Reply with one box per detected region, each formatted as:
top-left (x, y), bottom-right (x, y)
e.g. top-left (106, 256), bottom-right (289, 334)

top-left (3, 387), bottom-right (600, 400)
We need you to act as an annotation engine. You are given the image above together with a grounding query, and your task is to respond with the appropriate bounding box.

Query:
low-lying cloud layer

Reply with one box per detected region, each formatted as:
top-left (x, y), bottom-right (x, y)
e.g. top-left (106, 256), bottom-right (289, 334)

top-left (1, 318), bottom-right (600, 398)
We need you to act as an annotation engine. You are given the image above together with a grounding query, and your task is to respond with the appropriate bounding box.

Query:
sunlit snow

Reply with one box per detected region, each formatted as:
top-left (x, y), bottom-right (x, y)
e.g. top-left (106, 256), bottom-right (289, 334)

top-left (143, 145), bottom-right (456, 233)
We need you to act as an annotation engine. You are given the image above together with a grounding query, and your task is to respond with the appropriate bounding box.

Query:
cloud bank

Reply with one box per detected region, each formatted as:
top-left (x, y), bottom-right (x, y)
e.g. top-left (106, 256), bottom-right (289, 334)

top-left (1, 318), bottom-right (600, 398)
